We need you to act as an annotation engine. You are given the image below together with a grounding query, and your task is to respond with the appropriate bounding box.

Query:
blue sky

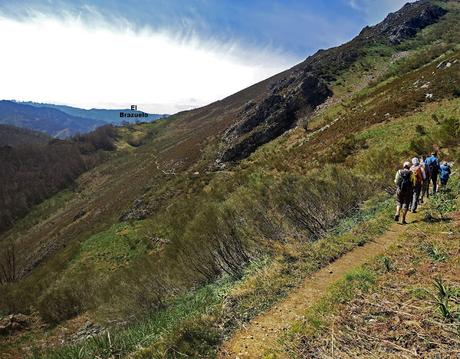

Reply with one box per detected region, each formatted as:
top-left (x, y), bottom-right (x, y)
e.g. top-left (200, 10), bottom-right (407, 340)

top-left (0, 0), bottom-right (411, 113)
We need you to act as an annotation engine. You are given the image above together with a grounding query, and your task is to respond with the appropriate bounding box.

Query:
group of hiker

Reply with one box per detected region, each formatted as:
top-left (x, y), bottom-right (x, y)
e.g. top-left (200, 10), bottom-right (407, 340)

top-left (394, 152), bottom-right (452, 224)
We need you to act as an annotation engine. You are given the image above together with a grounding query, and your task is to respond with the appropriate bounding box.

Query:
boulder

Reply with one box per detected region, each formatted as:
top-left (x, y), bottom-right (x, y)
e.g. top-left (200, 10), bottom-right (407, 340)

top-left (0, 314), bottom-right (30, 336)
top-left (119, 198), bottom-right (150, 222)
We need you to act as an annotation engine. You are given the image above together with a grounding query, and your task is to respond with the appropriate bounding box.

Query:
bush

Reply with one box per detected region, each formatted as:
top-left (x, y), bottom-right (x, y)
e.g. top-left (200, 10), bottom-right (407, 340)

top-left (75, 125), bottom-right (118, 152)
top-left (37, 275), bottom-right (92, 324)
top-left (437, 116), bottom-right (460, 147)
top-left (415, 124), bottom-right (426, 136)
top-left (325, 134), bottom-right (367, 163)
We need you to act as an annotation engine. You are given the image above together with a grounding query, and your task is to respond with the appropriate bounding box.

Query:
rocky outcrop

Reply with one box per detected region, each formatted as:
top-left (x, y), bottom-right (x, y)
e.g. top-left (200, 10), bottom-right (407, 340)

top-left (219, 73), bottom-right (332, 163)
top-left (360, 1), bottom-right (447, 44)
top-left (119, 198), bottom-right (150, 222)
top-left (71, 321), bottom-right (104, 343)
top-left (0, 314), bottom-right (30, 336)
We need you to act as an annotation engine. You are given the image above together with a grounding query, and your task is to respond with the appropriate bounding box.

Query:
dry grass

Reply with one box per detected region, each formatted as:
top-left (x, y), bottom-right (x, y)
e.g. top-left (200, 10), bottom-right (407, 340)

top-left (286, 182), bottom-right (460, 358)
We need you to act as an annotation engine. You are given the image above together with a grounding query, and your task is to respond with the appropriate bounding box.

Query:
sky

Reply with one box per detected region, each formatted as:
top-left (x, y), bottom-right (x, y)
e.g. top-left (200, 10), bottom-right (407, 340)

top-left (0, 0), bottom-right (412, 114)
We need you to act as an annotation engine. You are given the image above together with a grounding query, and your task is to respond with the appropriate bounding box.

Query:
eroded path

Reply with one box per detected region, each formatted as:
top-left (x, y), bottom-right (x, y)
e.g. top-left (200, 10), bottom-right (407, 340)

top-left (218, 221), bottom-right (407, 358)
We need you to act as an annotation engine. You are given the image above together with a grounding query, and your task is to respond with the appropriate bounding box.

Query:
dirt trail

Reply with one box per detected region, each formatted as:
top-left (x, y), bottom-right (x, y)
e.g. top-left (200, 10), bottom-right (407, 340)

top-left (218, 221), bottom-right (407, 358)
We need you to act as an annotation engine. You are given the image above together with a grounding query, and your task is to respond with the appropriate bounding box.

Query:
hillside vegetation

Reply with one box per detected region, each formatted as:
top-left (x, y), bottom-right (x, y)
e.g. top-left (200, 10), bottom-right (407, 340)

top-left (0, 125), bottom-right (120, 234)
top-left (0, 125), bottom-right (50, 147)
top-left (1, 1), bottom-right (460, 358)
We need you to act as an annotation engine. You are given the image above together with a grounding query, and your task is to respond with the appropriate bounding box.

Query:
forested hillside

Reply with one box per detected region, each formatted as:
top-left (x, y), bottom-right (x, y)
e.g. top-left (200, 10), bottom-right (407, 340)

top-left (0, 125), bottom-right (50, 146)
top-left (0, 125), bottom-right (118, 233)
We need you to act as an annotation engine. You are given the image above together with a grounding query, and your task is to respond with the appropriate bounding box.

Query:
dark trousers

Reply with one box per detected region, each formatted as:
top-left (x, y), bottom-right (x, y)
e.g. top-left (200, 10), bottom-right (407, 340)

top-left (411, 184), bottom-right (422, 212)
top-left (431, 173), bottom-right (438, 194)
top-left (421, 177), bottom-right (430, 201)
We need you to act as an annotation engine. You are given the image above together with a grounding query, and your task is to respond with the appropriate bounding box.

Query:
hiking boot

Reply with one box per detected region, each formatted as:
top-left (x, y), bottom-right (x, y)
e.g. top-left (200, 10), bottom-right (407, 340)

top-left (394, 214), bottom-right (399, 222)
top-left (402, 220), bottom-right (408, 225)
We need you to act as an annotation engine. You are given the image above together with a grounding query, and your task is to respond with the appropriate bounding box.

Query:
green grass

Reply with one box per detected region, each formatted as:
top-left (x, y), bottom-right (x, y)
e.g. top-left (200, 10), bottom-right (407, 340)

top-left (36, 194), bottom-right (396, 358)
top-left (35, 280), bottom-right (230, 359)
top-left (73, 222), bottom-right (149, 272)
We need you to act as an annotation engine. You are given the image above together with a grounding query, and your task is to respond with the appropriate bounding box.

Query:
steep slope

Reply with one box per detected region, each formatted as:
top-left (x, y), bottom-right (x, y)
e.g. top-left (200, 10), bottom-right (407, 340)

top-left (0, 101), bottom-right (105, 138)
top-left (1, 0), bottom-right (459, 357)
top-left (212, 0), bottom-right (447, 164)
top-left (0, 124), bottom-right (50, 146)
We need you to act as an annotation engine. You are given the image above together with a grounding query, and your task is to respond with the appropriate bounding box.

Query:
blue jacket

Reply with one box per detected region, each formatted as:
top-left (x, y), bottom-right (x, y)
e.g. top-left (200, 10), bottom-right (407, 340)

top-left (440, 164), bottom-right (451, 181)
top-left (425, 155), bottom-right (440, 174)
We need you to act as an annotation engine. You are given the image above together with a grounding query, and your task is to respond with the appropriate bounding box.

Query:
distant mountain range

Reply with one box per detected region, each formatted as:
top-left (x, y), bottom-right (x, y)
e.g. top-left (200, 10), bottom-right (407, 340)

top-left (23, 102), bottom-right (168, 125)
top-left (0, 100), bottom-right (168, 138)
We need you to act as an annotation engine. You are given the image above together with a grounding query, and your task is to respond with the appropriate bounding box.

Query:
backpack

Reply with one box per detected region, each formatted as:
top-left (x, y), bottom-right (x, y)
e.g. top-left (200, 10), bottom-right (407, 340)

top-left (427, 157), bottom-right (438, 175)
top-left (397, 169), bottom-right (413, 192)
top-left (411, 166), bottom-right (423, 185)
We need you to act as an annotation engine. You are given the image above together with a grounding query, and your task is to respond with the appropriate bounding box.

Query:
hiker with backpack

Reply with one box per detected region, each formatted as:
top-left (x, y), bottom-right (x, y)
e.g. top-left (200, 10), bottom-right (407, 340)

top-left (410, 157), bottom-right (425, 213)
top-left (425, 152), bottom-right (440, 195)
top-left (394, 161), bottom-right (416, 225)
top-left (419, 155), bottom-right (430, 203)
top-left (440, 161), bottom-right (451, 189)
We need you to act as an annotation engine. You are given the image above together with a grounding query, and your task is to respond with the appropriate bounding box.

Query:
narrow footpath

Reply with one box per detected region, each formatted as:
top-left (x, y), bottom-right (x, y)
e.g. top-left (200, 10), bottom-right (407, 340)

top-left (218, 219), bottom-right (410, 358)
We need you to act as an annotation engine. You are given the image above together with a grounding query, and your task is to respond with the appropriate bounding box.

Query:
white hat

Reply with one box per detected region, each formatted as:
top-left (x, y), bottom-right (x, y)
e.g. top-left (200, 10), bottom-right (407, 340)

top-left (412, 157), bottom-right (420, 165)
top-left (403, 161), bottom-right (411, 169)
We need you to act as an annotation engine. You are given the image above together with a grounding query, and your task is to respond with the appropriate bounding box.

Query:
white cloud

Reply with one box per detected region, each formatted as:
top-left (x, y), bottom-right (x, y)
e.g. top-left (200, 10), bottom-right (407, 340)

top-left (348, 0), bottom-right (415, 24)
top-left (0, 14), bottom-right (298, 114)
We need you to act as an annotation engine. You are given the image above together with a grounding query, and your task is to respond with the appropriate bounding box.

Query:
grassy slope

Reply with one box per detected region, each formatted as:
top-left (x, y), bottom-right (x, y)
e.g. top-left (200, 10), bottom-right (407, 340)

top-left (283, 177), bottom-right (460, 358)
top-left (1, 1), bottom-right (460, 357)
top-left (28, 195), bottom-right (396, 359)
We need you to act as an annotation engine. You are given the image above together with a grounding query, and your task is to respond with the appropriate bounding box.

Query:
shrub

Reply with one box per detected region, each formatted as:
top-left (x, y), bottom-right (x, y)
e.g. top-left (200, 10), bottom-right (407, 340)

top-left (425, 190), bottom-right (457, 221)
top-left (37, 279), bottom-right (91, 324)
top-left (325, 134), bottom-right (367, 163)
top-left (436, 116), bottom-right (460, 147)
top-left (408, 136), bottom-right (430, 155)
top-left (415, 124), bottom-right (426, 136)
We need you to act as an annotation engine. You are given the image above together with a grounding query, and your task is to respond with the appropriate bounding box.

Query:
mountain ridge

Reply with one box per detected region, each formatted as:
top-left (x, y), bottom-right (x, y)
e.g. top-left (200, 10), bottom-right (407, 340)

top-left (0, 100), bottom-right (168, 139)
top-left (21, 101), bottom-right (168, 125)
top-left (0, 100), bottom-right (106, 138)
